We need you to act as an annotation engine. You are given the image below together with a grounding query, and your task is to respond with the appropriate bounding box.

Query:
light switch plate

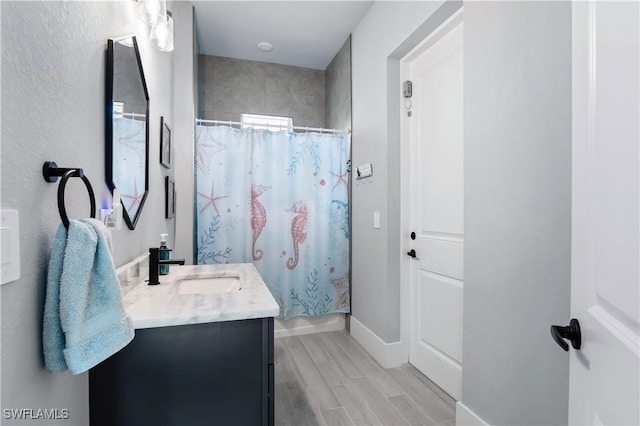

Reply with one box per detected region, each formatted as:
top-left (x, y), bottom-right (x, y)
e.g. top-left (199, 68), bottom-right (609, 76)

top-left (1, 210), bottom-right (20, 285)
top-left (373, 211), bottom-right (380, 229)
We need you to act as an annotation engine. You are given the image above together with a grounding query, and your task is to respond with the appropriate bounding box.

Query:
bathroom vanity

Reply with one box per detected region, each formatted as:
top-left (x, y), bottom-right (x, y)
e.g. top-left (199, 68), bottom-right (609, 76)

top-left (89, 264), bottom-right (279, 426)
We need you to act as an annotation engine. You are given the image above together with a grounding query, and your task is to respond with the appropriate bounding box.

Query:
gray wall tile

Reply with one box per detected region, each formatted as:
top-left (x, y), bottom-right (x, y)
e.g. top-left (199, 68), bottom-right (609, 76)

top-left (265, 92), bottom-right (295, 120)
top-left (199, 55), bottom-right (325, 128)
top-left (213, 57), bottom-right (241, 88)
top-left (325, 37), bottom-right (351, 131)
top-left (211, 84), bottom-right (238, 116)
top-left (236, 86), bottom-right (267, 116)
top-left (238, 61), bottom-right (267, 91)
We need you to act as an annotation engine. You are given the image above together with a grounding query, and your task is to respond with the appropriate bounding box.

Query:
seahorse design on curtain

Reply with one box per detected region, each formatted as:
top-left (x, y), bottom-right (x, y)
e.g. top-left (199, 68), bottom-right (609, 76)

top-left (195, 125), bottom-right (351, 319)
top-left (286, 201), bottom-right (309, 270)
top-left (251, 184), bottom-right (269, 261)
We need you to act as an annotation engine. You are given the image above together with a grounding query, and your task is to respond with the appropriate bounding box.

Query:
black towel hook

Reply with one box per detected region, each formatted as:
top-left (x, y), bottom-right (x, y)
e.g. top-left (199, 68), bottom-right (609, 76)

top-left (42, 161), bottom-right (96, 229)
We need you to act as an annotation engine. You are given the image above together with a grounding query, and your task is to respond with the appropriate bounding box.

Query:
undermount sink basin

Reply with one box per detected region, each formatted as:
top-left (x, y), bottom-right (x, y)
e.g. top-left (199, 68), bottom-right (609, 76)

top-left (176, 274), bottom-right (241, 295)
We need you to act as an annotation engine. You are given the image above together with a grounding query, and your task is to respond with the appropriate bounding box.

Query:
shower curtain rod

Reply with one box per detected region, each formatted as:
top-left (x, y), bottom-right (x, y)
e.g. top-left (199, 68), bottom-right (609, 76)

top-left (195, 118), bottom-right (350, 135)
top-left (115, 112), bottom-right (146, 119)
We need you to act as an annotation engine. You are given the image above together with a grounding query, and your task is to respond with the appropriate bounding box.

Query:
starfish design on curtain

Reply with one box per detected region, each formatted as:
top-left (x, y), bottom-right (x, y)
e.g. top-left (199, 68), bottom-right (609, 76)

top-left (196, 126), bottom-right (227, 176)
top-left (121, 177), bottom-right (143, 211)
top-left (330, 165), bottom-right (349, 192)
top-left (194, 125), bottom-right (351, 319)
top-left (198, 180), bottom-right (228, 216)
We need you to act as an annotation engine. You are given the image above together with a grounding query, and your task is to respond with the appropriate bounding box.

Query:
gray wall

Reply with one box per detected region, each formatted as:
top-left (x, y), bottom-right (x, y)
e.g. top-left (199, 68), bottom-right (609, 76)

top-left (198, 55), bottom-right (325, 128)
top-left (325, 36), bottom-right (351, 131)
top-left (462, 2), bottom-right (572, 425)
top-left (350, 1), bottom-right (571, 423)
top-left (172, 3), bottom-right (196, 264)
top-left (351, 0), bottom-right (443, 342)
top-left (1, 2), bottom-right (179, 423)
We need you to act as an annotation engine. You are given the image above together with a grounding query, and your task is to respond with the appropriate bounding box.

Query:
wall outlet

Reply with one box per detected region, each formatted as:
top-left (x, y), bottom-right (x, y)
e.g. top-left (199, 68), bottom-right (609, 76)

top-left (100, 189), bottom-right (123, 230)
top-left (1, 210), bottom-right (20, 285)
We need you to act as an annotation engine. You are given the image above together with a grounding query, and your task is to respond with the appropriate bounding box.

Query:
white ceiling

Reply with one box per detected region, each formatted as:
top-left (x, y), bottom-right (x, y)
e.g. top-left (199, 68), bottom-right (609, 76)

top-left (192, 1), bottom-right (373, 70)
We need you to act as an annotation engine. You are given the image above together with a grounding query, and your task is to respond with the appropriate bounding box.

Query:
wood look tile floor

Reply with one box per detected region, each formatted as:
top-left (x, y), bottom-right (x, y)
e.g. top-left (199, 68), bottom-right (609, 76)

top-left (275, 331), bottom-right (456, 426)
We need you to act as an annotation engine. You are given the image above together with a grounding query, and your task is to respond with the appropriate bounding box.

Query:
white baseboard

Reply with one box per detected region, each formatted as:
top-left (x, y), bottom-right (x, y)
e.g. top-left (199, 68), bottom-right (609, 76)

top-left (274, 314), bottom-right (345, 338)
top-left (349, 316), bottom-right (405, 368)
top-left (456, 402), bottom-right (489, 425)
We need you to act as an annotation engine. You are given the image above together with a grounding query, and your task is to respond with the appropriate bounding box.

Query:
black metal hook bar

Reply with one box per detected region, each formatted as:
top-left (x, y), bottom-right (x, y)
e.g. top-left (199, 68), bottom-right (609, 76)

top-left (42, 161), bottom-right (96, 229)
top-left (43, 161), bottom-right (84, 182)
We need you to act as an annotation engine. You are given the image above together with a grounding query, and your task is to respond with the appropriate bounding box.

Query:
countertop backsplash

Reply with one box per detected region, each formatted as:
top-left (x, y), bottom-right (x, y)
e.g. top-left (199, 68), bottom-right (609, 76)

top-left (116, 253), bottom-right (149, 297)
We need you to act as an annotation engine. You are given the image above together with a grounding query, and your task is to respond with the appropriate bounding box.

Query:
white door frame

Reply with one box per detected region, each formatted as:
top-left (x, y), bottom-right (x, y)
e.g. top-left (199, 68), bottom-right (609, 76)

top-left (399, 8), bottom-right (464, 367)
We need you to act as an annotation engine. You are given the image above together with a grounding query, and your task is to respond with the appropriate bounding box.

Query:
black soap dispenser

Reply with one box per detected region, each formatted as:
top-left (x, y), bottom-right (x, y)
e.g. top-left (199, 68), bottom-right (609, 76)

top-left (159, 233), bottom-right (171, 275)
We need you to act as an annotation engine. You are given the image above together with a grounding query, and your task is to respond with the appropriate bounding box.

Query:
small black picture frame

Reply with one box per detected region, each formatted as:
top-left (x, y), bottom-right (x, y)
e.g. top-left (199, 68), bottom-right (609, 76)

top-left (160, 116), bottom-right (171, 169)
top-left (165, 176), bottom-right (175, 218)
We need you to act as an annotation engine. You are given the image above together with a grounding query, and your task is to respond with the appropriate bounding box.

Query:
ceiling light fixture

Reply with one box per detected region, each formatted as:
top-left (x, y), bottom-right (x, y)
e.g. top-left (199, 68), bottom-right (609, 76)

top-left (138, 0), bottom-right (165, 26)
top-left (257, 42), bottom-right (274, 52)
top-left (149, 10), bottom-right (174, 52)
top-left (138, 0), bottom-right (174, 52)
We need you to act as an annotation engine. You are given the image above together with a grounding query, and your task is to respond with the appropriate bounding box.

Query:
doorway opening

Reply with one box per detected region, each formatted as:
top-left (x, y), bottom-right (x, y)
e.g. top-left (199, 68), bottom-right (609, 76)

top-left (399, 8), bottom-right (464, 402)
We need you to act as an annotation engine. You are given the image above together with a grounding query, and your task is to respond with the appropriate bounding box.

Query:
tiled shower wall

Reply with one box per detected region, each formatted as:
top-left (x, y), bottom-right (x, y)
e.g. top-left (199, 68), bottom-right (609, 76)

top-left (325, 37), bottom-right (351, 131)
top-left (198, 55), bottom-right (325, 128)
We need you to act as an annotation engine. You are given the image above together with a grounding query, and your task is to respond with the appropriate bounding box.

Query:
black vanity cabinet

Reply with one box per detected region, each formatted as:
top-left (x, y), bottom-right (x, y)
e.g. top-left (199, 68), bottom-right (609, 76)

top-left (89, 317), bottom-right (274, 426)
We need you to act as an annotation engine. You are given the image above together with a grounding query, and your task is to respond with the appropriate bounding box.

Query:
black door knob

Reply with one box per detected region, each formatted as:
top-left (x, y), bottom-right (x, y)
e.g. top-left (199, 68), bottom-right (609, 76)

top-left (407, 249), bottom-right (417, 258)
top-left (550, 318), bottom-right (581, 351)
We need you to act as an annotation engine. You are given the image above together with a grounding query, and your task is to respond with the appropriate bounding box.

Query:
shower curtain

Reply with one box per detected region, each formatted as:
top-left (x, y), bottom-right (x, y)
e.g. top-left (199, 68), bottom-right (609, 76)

top-left (195, 125), bottom-right (351, 319)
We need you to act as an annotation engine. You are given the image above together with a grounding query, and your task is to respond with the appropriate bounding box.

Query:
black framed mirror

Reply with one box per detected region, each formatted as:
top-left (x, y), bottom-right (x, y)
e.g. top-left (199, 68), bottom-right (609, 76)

top-left (106, 35), bottom-right (149, 230)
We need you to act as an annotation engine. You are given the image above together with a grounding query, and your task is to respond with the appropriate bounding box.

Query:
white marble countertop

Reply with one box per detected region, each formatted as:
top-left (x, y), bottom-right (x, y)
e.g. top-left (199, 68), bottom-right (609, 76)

top-left (122, 264), bottom-right (280, 329)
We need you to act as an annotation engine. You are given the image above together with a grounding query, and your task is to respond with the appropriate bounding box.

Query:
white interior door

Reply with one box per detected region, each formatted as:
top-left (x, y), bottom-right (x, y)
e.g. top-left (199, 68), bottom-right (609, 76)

top-left (569, 2), bottom-right (639, 424)
top-left (408, 20), bottom-right (463, 401)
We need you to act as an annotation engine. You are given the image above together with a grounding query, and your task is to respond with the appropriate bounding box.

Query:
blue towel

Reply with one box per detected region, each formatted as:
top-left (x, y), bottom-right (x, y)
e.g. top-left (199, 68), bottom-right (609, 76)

top-left (43, 218), bottom-right (134, 374)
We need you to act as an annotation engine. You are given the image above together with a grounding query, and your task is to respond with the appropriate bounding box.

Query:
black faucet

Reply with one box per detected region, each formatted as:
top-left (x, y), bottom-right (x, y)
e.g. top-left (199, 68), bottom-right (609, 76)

top-left (148, 247), bottom-right (185, 285)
